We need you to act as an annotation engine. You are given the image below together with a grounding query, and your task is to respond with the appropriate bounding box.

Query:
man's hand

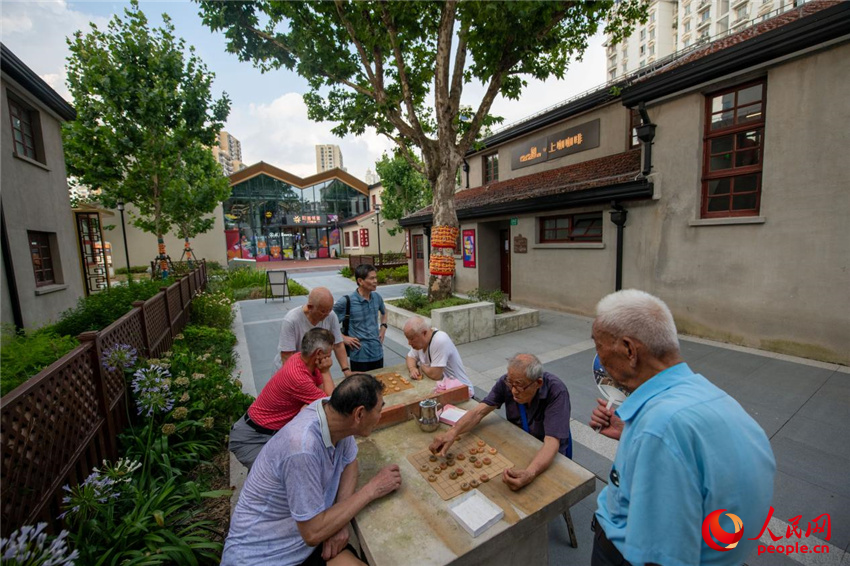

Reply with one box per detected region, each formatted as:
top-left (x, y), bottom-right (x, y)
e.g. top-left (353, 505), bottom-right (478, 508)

top-left (502, 467), bottom-right (535, 491)
top-left (590, 398), bottom-right (624, 440)
top-left (342, 369), bottom-right (353, 378)
top-left (429, 431), bottom-right (456, 457)
top-left (318, 355), bottom-right (333, 373)
top-left (379, 326), bottom-right (386, 343)
top-left (365, 464), bottom-right (402, 500)
top-left (343, 335), bottom-right (361, 350)
top-left (408, 364), bottom-right (422, 380)
top-left (321, 526), bottom-right (350, 561)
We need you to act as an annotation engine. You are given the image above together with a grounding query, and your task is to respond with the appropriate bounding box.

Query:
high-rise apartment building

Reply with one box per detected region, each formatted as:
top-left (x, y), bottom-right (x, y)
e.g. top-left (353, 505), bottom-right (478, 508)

top-left (364, 168), bottom-right (380, 185)
top-left (316, 144), bottom-right (344, 173)
top-left (605, 0), bottom-right (804, 82)
top-left (212, 130), bottom-right (244, 176)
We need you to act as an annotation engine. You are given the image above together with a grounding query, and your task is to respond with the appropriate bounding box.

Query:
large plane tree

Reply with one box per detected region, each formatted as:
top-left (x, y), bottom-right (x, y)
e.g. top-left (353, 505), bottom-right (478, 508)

top-left (199, 0), bottom-right (644, 298)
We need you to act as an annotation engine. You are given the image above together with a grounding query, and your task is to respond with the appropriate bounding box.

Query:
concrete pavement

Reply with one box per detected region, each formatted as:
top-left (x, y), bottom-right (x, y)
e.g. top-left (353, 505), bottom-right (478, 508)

top-left (231, 270), bottom-right (850, 565)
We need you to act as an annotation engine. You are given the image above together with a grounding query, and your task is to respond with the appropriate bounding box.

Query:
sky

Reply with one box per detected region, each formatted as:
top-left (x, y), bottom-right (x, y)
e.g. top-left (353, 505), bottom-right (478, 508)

top-left (1, 0), bottom-right (607, 182)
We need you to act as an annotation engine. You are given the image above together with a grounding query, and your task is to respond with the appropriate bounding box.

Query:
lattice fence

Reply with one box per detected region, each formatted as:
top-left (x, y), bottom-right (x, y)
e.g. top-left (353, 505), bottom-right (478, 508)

top-left (0, 263), bottom-right (207, 536)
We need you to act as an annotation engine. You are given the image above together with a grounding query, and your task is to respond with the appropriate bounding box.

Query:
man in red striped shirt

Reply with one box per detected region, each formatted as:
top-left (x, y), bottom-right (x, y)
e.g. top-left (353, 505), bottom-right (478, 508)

top-left (230, 327), bottom-right (336, 468)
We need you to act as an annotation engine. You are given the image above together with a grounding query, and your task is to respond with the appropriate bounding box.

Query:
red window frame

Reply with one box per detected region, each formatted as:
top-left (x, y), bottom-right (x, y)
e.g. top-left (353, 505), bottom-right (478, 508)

top-left (483, 153), bottom-right (499, 184)
top-left (28, 231), bottom-right (55, 286)
top-left (344, 231), bottom-right (351, 248)
top-left (539, 213), bottom-right (603, 243)
top-left (352, 230), bottom-right (359, 247)
top-left (9, 98), bottom-right (37, 160)
top-left (701, 80), bottom-right (766, 218)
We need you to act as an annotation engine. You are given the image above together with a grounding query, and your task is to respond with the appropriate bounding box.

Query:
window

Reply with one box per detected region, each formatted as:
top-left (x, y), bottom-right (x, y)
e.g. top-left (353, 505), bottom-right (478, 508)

top-left (685, 4), bottom-right (692, 15)
top-left (640, 45), bottom-right (646, 56)
top-left (609, 69), bottom-right (617, 81)
top-left (650, 11), bottom-right (656, 23)
top-left (702, 81), bottom-right (766, 217)
top-left (629, 108), bottom-right (642, 149)
top-left (8, 98), bottom-right (39, 161)
top-left (372, 194), bottom-right (377, 209)
top-left (684, 20), bottom-right (691, 32)
top-left (345, 231), bottom-right (351, 248)
top-left (640, 29), bottom-right (646, 40)
top-left (649, 45), bottom-right (656, 56)
top-left (28, 231), bottom-right (55, 286)
top-left (650, 29), bottom-right (656, 40)
top-left (539, 213), bottom-right (603, 243)
top-left (352, 230), bottom-right (359, 247)
top-left (701, 9), bottom-right (711, 22)
top-left (684, 38), bottom-right (691, 47)
top-left (483, 153), bottom-right (499, 184)
top-left (736, 6), bottom-right (749, 19)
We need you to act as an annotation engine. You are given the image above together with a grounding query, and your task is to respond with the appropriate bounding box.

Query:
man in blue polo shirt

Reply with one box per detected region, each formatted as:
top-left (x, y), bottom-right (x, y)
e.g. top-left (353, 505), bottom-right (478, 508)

top-left (429, 353), bottom-right (572, 491)
top-left (588, 289), bottom-right (775, 566)
top-left (334, 264), bottom-right (387, 372)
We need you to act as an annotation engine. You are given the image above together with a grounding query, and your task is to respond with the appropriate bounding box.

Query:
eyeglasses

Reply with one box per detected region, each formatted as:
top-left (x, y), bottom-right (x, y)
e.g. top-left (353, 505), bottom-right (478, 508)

top-left (506, 379), bottom-right (536, 393)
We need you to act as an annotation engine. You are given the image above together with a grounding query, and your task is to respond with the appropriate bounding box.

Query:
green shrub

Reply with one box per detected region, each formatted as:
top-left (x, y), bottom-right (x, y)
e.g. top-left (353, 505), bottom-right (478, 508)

top-left (380, 251), bottom-right (406, 264)
top-left (376, 270), bottom-right (388, 284)
top-left (389, 295), bottom-right (474, 317)
top-left (190, 291), bottom-right (235, 329)
top-left (52, 278), bottom-right (170, 338)
top-left (468, 288), bottom-right (510, 314)
top-left (289, 279), bottom-right (308, 296)
top-left (339, 266), bottom-right (353, 278)
top-left (0, 327), bottom-right (79, 396)
top-left (391, 265), bottom-right (409, 281)
top-left (178, 325), bottom-right (237, 368)
top-left (115, 265), bottom-right (149, 275)
top-left (205, 260), bottom-right (224, 271)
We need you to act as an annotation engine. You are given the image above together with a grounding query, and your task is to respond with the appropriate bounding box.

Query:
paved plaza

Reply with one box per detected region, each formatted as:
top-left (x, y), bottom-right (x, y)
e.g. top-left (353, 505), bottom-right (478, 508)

top-left (232, 268), bottom-right (850, 565)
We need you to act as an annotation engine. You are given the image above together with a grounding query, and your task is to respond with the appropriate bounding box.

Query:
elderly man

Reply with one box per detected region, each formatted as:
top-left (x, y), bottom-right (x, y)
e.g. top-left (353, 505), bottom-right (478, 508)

top-left (588, 290), bottom-right (775, 566)
top-left (275, 287), bottom-right (351, 376)
top-left (403, 316), bottom-right (474, 398)
top-left (333, 265), bottom-right (387, 372)
top-left (429, 353), bottom-right (571, 490)
top-left (230, 328), bottom-right (336, 468)
top-left (222, 374), bottom-right (402, 566)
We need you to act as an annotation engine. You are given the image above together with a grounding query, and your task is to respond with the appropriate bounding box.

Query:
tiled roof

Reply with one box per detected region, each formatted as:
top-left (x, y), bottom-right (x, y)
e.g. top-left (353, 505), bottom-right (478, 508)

top-left (635, 0), bottom-right (840, 84)
top-left (405, 150), bottom-right (642, 219)
top-left (340, 210), bottom-right (375, 226)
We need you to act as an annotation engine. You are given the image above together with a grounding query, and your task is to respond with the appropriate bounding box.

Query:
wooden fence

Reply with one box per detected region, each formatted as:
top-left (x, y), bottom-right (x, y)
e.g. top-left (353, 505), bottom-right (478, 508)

top-left (348, 254), bottom-right (407, 272)
top-left (0, 262), bottom-right (208, 537)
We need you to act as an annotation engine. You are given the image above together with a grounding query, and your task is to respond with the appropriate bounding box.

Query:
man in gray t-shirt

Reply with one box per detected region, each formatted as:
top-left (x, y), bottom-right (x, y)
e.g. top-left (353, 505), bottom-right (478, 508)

top-left (274, 287), bottom-right (351, 377)
top-left (222, 374), bottom-right (402, 566)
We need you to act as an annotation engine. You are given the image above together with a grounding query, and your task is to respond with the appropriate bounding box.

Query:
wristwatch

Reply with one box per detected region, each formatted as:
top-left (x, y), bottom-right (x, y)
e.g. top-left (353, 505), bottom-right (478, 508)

top-left (341, 367), bottom-right (350, 372)
top-left (380, 323), bottom-right (388, 328)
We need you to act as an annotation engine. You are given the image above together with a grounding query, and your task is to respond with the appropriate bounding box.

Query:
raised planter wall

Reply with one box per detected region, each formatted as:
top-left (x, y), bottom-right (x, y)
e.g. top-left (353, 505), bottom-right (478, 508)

top-left (495, 307), bottom-right (540, 336)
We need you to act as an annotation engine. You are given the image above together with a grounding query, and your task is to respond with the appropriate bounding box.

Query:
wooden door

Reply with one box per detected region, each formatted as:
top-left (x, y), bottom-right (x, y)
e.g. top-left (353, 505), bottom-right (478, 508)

top-left (413, 235), bottom-right (425, 284)
top-left (500, 229), bottom-right (511, 298)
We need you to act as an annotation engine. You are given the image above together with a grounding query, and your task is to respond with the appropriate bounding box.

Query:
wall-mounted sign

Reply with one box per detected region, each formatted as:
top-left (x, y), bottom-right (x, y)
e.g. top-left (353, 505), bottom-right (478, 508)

top-left (511, 118), bottom-right (601, 170)
top-left (360, 228), bottom-right (370, 247)
top-left (514, 234), bottom-right (528, 254)
top-left (462, 229), bottom-right (476, 268)
top-left (510, 218), bottom-right (518, 226)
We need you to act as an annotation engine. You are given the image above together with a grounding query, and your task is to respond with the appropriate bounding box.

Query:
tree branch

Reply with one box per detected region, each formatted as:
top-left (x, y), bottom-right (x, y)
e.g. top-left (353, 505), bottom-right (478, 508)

top-left (333, 0), bottom-right (380, 93)
top-left (380, 3), bottom-right (425, 142)
top-left (448, 21), bottom-right (469, 116)
top-left (384, 133), bottom-right (427, 176)
top-left (434, 0), bottom-right (458, 143)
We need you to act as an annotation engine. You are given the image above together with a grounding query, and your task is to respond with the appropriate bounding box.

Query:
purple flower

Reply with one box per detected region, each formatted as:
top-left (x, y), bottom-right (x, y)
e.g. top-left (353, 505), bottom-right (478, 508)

top-left (131, 366), bottom-right (174, 417)
top-left (101, 343), bottom-right (138, 373)
top-left (1, 523), bottom-right (79, 564)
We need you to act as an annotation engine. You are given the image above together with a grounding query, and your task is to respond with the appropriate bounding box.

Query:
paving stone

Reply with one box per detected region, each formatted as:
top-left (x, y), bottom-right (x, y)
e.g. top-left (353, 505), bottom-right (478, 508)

top-left (771, 470), bottom-right (850, 551)
top-left (796, 371), bottom-right (850, 424)
top-left (771, 435), bottom-right (850, 500)
top-left (773, 414), bottom-right (850, 462)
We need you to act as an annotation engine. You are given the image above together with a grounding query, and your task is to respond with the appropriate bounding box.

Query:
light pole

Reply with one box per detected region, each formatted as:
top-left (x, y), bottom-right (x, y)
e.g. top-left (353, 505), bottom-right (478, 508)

top-left (373, 203), bottom-right (382, 263)
top-left (117, 199), bottom-right (131, 277)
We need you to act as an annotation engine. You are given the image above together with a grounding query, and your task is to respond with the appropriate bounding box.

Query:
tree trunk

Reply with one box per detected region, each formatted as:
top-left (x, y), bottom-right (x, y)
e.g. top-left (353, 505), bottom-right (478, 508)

top-left (427, 156), bottom-right (461, 301)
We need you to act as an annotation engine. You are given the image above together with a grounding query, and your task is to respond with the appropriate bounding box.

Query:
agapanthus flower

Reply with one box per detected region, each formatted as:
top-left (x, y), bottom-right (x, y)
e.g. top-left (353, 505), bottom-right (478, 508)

top-left (101, 344), bottom-right (138, 373)
top-left (59, 471), bottom-right (120, 521)
top-left (202, 417), bottom-right (214, 429)
top-left (174, 377), bottom-right (190, 388)
top-left (0, 523), bottom-right (79, 565)
top-left (191, 373), bottom-right (205, 381)
top-left (171, 407), bottom-right (188, 420)
top-left (131, 366), bottom-right (174, 417)
top-left (179, 392), bottom-right (190, 403)
top-left (161, 423), bottom-right (176, 436)
top-left (93, 458), bottom-right (141, 484)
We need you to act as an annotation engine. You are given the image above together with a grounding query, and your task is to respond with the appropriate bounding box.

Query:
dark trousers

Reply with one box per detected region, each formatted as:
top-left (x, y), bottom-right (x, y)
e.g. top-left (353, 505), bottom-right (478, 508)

top-left (591, 517), bottom-right (632, 566)
top-left (350, 358), bottom-right (384, 372)
top-left (298, 543), bottom-right (358, 566)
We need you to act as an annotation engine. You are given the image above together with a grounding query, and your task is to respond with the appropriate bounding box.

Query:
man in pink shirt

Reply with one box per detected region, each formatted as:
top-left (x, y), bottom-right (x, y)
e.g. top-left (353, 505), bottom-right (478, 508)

top-left (230, 328), bottom-right (335, 468)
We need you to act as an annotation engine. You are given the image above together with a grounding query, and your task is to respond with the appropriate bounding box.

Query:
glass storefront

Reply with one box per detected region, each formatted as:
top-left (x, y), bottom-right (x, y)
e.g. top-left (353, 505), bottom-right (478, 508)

top-left (223, 173), bottom-right (368, 261)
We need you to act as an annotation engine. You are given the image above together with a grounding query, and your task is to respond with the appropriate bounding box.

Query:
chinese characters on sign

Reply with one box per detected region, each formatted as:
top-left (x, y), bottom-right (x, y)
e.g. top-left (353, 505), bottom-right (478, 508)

top-left (511, 119), bottom-right (601, 170)
top-left (360, 228), bottom-right (370, 247)
top-left (462, 229), bottom-right (476, 268)
top-left (292, 215), bottom-right (323, 224)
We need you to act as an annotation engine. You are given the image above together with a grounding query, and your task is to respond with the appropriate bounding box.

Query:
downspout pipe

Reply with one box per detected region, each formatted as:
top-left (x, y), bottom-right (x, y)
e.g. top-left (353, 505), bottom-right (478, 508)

top-left (636, 102), bottom-right (657, 176)
top-left (609, 203), bottom-right (628, 292)
top-left (1, 207), bottom-right (24, 330)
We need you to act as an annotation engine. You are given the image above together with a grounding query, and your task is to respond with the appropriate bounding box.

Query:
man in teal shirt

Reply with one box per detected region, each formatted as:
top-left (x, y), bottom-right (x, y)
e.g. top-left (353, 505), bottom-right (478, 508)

top-left (333, 264), bottom-right (387, 372)
top-left (589, 289), bottom-right (775, 566)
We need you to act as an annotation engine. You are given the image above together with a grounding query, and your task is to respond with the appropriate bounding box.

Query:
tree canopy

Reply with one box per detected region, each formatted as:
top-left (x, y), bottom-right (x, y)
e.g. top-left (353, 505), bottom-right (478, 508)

top-left (374, 151), bottom-right (431, 235)
top-left (64, 0), bottom-right (231, 270)
top-left (199, 0), bottom-right (645, 296)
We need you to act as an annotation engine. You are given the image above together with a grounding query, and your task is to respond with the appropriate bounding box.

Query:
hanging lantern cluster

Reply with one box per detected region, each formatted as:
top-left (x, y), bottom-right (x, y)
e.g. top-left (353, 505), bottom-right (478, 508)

top-left (431, 225), bottom-right (459, 249)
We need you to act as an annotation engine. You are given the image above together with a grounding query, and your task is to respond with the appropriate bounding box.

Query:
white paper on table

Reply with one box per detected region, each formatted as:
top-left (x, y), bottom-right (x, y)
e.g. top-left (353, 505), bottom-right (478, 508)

top-left (448, 490), bottom-right (504, 538)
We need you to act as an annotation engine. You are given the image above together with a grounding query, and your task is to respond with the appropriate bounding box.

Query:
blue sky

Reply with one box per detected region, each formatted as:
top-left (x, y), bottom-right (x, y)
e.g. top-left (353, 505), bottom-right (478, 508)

top-left (1, 1), bottom-right (607, 181)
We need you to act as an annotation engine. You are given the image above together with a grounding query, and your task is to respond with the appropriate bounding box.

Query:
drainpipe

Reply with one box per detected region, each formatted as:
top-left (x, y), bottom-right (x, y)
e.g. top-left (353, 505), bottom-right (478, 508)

top-left (636, 102), bottom-right (657, 176)
top-left (609, 203), bottom-right (628, 292)
top-left (1, 207), bottom-right (24, 330)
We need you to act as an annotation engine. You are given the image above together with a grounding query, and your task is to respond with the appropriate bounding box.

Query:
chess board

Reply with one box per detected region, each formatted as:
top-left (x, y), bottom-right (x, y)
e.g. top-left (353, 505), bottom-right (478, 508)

top-left (407, 433), bottom-right (513, 500)
top-left (374, 371), bottom-right (414, 396)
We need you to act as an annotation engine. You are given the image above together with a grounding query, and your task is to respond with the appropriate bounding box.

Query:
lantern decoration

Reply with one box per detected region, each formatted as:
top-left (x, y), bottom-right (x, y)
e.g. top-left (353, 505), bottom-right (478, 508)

top-left (429, 254), bottom-right (456, 276)
top-left (431, 225), bottom-right (459, 249)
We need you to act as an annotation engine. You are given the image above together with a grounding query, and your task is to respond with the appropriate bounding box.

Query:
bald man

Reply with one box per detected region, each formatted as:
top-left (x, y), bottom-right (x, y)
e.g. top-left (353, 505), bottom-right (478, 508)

top-left (274, 287), bottom-right (351, 377)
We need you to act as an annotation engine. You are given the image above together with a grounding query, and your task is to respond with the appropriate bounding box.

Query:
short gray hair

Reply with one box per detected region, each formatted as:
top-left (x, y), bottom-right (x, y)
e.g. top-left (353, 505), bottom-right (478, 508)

top-left (403, 316), bottom-right (430, 335)
top-left (595, 289), bottom-right (679, 357)
top-left (507, 353), bottom-right (543, 382)
top-left (301, 327), bottom-right (334, 357)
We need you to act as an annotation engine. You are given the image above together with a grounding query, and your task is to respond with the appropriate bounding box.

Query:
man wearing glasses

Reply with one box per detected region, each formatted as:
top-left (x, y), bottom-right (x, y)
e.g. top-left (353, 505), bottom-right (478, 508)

top-left (429, 353), bottom-right (572, 490)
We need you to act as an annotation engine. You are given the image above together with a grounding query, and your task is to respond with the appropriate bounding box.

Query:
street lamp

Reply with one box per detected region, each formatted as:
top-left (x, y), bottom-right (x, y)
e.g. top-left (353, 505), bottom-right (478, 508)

top-left (373, 203), bottom-right (382, 263)
top-left (117, 199), bottom-right (131, 277)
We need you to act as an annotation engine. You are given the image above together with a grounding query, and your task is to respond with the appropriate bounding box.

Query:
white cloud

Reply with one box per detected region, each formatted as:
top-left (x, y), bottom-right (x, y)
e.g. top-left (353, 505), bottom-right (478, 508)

top-left (227, 93), bottom-right (394, 182)
top-left (0, 1), bottom-right (110, 102)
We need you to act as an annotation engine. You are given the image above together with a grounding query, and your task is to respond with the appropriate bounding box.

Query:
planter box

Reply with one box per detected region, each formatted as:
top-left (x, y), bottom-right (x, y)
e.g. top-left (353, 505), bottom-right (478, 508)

top-left (387, 300), bottom-right (538, 344)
